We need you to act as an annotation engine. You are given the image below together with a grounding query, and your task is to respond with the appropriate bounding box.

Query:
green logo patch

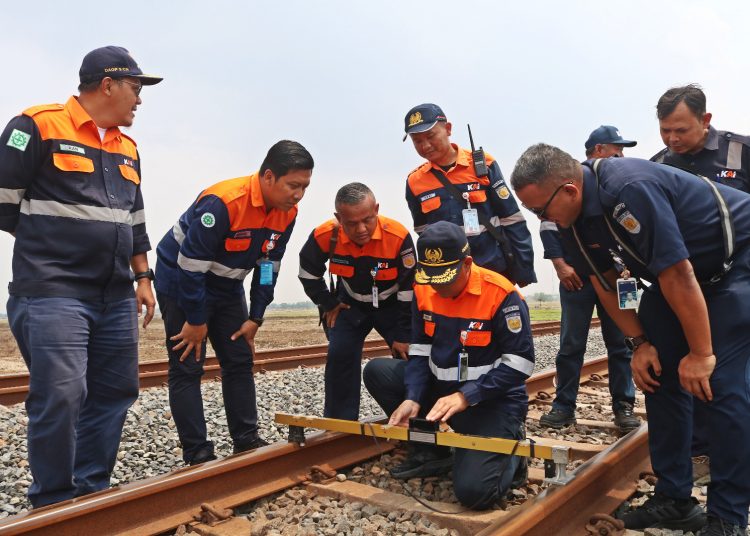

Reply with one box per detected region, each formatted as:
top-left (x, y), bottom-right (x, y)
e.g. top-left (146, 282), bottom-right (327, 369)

top-left (200, 213), bottom-right (216, 228)
top-left (7, 129), bottom-right (31, 152)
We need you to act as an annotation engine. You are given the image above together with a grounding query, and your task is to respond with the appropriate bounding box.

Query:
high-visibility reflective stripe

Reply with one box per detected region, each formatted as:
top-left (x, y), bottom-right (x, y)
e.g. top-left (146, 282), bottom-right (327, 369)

top-left (177, 253), bottom-right (251, 280)
top-left (495, 212), bottom-right (526, 227)
top-left (256, 258), bottom-right (281, 272)
top-left (0, 188), bottom-right (25, 204)
top-left (415, 224), bottom-right (428, 234)
top-left (397, 290), bottom-right (414, 302)
top-left (341, 279), bottom-right (398, 302)
top-left (429, 353), bottom-right (533, 381)
top-left (726, 140), bottom-right (742, 170)
top-left (172, 221), bottom-right (186, 245)
top-left (131, 209), bottom-right (146, 226)
top-left (20, 199), bottom-right (138, 225)
top-left (409, 344), bottom-right (432, 356)
top-left (298, 267), bottom-right (321, 280)
top-left (540, 221), bottom-right (558, 232)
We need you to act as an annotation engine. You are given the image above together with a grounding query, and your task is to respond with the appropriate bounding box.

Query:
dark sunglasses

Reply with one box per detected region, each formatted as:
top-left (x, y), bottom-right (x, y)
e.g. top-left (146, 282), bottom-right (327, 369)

top-left (523, 181), bottom-right (573, 218)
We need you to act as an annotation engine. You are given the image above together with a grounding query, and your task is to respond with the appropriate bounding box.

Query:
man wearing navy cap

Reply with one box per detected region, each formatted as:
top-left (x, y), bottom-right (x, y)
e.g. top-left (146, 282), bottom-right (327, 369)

top-left (512, 144), bottom-right (750, 535)
top-left (403, 103), bottom-right (536, 286)
top-left (537, 125), bottom-right (638, 433)
top-left (0, 46), bottom-right (161, 507)
top-left (652, 84), bottom-right (750, 193)
top-left (363, 221), bottom-right (534, 509)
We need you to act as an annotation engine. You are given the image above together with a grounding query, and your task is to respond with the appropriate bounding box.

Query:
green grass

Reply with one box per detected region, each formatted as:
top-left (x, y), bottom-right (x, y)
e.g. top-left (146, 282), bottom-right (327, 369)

top-left (529, 308), bottom-right (561, 322)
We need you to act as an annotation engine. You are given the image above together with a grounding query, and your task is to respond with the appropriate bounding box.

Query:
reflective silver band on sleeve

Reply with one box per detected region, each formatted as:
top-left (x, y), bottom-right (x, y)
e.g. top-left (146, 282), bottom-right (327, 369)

top-left (428, 353), bottom-right (533, 381)
top-left (409, 343), bottom-right (432, 356)
top-left (130, 209), bottom-right (146, 226)
top-left (172, 221), bottom-right (186, 245)
top-left (177, 253), bottom-right (252, 280)
top-left (341, 280), bottom-right (398, 302)
top-left (0, 188), bottom-right (25, 205)
top-left (20, 199), bottom-right (140, 225)
top-left (397, 290), bottom-right (414, 302)
top-left (540, 221), bottom-right (558, 232)
top-left (298, 267), bottom-right (322, 280)
top-left (495, 211), bottom-right (526, 226)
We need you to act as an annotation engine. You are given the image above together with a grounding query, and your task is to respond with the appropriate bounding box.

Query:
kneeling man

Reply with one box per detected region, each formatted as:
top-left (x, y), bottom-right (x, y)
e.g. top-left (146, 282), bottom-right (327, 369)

top-left (363, 221), bottom-right (534, 509)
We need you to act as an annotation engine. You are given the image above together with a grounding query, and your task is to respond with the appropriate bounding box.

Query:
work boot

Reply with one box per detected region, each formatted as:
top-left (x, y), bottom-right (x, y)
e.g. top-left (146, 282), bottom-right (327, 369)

top-left (618, 492), bottom-right (706, 531)
top-left (613, 401), bottom-right (641, 433)
top-left (233, 436), bottom-right (270, 454)
top-left (509, 456), bottom-right (528, 489)
top-left (390, 445), bottom-right (453, 479)
top-left (539, 408), bottom-right (576, 429)
top-left (697, 516), bottom-right (745, 536)
top-left (188, 446), bottom-right (217, 466)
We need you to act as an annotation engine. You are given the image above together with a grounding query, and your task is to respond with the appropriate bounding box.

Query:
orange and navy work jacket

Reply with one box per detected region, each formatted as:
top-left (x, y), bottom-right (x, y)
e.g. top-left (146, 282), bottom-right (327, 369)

top-left (405, 145), bottom-right (536, 284)
top-left (155, 173), bottom-right (297, 325)
top-left (298, 215), bottom-right (416, 341)
top-left (0, 97), bottom-right (149, 301)
top-left (406, 265), bottom-right (534, 418)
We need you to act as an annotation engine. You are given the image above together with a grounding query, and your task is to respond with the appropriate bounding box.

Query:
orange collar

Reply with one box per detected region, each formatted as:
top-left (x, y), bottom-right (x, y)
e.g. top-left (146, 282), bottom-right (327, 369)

top-left (463, 264), bottom-right (483, 296)
top-left (249, 172), bottom-right (267, 209)
top-left (66, 96), bottom-right (122, 143)
top-left (429, 144), bottom-right (470, 172)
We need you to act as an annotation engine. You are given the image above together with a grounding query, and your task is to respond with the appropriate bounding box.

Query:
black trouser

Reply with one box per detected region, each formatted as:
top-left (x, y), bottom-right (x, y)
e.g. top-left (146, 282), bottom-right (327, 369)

top-left (324, 304), bottom-right (401, 420)
top-left (363, 358), bottom-right (525, 509)
top-left (158, 293), bottom-right (259, 463)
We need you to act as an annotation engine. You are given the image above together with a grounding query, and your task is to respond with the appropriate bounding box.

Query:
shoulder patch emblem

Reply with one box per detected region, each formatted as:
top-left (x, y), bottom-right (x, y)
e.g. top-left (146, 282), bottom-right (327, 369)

top-left (505, 313), bottom-right (522, 334)
top-left (616, 211), bottom-right (641, 234)
top-left (200, 212), bottom-right (216, 228)
top-left (7, 129), bottom-right (30, 152)
top-left (401, 252), bottom-right (416, 269)
top-left (496, 185), bottom-right (510, 199)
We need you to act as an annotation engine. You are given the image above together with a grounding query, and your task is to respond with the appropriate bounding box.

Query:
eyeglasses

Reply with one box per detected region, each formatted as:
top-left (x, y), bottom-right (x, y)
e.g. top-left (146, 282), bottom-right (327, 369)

top-left (523, 181), bottom-right (573, 219)
top-left (117, 79), bottom-right (142, 96)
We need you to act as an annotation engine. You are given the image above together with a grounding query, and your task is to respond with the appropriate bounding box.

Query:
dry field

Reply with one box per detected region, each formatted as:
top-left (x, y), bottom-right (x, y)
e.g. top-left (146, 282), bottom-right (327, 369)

top-left (0, 309), bottom-right (381, 374)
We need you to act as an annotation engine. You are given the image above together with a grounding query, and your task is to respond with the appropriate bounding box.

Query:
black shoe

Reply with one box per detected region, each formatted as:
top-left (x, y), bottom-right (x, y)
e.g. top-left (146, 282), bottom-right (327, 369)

top-left (613, 401), bottom-right (641, 433)
top-left (618, 493), bottom-right (706, 531)
top-left (233, 436), bottom-right (270, 454)
top-left (509, 457), bottom-right (528, 489)
top-left (698, 516), bottom-right (745, 536)
top-left (188, 446), bottom-right (217, 466)
top-left (539, 408), bottom-right (576, 429)
top-left (390, 446), bottom-right (453, 479)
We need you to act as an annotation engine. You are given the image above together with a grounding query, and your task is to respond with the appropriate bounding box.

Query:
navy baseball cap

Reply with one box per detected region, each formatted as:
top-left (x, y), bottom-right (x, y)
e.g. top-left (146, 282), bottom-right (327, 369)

top-left (415, 222), bottom-right (470, 285)
top-left (584, 125), bottom-right (637, 150)
top-left (79, 46), bottom-right (163, 85)
top-left (403, 103), bottom-right (447, 141)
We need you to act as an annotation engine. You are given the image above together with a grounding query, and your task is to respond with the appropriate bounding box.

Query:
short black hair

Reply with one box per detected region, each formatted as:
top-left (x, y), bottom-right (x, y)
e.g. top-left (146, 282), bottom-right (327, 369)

top-left (260, 140), bottom-right (314, 179)
top-left (78, 79), bottom-right (102, 93)
top-left (656, 84), bottom-right (706, 120)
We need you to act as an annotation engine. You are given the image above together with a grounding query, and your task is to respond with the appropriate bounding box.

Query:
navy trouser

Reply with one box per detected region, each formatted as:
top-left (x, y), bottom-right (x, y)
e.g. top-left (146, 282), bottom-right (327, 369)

top-left (639, 247), bottom-right (750, 527)
top-left (324, 304), bottom-right (401, 420)
top-left (552, 279), bottom-right (634, 413)
top-left (7, 296), bottom-right (139, 508)
top-left (158, 293), bottom-right (259, 463)
top-left (363, 358), bottom-right (524, 509)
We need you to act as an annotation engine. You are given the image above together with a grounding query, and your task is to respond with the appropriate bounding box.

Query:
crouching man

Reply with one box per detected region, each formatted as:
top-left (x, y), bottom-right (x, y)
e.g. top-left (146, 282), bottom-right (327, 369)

top-left (363, 221), bottom-right (534, 509)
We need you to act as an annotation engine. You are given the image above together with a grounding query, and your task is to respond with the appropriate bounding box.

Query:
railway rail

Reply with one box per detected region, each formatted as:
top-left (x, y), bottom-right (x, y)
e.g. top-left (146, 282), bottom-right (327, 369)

top-left (0, 353), bottom-right (651, 536)
top-left (0, 319), bottom-right (599, 407)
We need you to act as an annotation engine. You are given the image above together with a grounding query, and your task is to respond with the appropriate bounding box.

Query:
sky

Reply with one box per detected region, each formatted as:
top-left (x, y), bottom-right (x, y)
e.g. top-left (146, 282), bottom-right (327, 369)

top-left (1, 0), bottom-right (750, 311)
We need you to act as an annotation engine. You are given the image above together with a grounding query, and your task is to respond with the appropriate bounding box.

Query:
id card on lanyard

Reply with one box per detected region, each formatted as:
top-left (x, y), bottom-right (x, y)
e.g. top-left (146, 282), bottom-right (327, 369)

top-left (370, 266), bottom-right (379, 308)
top-left (461, 192), bottom-right (481, 236)
top-left (458, 331), bottom-right (469, 381)
top-left (259, 240), bottom-right (275, 286)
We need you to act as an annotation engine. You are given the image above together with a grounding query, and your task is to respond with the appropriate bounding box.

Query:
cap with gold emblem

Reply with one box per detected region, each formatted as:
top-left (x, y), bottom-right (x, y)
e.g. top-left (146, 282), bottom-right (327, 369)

top-left (415, 221), bottom-right (470, 285)
top-left (403, 103), bottom-right (447, 141)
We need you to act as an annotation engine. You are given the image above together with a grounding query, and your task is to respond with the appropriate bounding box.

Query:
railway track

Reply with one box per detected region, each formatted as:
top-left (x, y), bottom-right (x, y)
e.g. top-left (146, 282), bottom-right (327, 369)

top-left (0, 319), bottom-right (599, 407)
top-left (0, 354), bottom-right (650, 536)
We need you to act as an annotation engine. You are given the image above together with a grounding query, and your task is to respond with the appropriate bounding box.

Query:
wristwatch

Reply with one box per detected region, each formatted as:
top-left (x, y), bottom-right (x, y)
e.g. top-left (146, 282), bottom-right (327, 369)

top-left (249, 317), bottom-right (264, 327)
top-left (624, 335), bottom-right (648, 351)
top-left (134, 269), bottom-right (155, 281)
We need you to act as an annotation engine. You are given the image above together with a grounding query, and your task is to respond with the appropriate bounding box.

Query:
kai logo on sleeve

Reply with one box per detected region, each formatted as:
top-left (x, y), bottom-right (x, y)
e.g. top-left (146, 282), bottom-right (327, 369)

top-left (7, 129), bottom-right (31, 152)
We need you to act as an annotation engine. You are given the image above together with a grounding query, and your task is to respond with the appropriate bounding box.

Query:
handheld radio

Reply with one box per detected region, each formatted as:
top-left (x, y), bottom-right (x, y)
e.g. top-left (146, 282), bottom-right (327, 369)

top-left (468, 124), bottom-right (488, 177)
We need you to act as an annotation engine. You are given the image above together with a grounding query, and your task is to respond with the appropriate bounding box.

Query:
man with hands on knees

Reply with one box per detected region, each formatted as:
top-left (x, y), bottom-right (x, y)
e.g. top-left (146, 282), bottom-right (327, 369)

top-left (363, 221), bottom-right (534, 509)
top-left (299, 182), bottom-right (415, 420)
top-left (511, 144), bottom-right (750, 535)
top-left (155, 140), bottom-right (313, 465)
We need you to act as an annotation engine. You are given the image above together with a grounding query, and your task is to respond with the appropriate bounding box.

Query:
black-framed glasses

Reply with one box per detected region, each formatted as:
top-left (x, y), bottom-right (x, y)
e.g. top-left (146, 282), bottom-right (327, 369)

top-left (117, 79), bottom-right (142, 96)
top-left (523, 181), bottom-right (573, 219)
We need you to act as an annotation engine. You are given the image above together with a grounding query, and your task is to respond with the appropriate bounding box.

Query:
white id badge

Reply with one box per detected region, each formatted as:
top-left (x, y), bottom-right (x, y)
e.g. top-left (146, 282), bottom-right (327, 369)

top-left (617, 277), bottom-right (639, 310)
top-left (372, 286), bottom-right (379, 308)
top-left (462, 208), bottom-right (481, 236)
